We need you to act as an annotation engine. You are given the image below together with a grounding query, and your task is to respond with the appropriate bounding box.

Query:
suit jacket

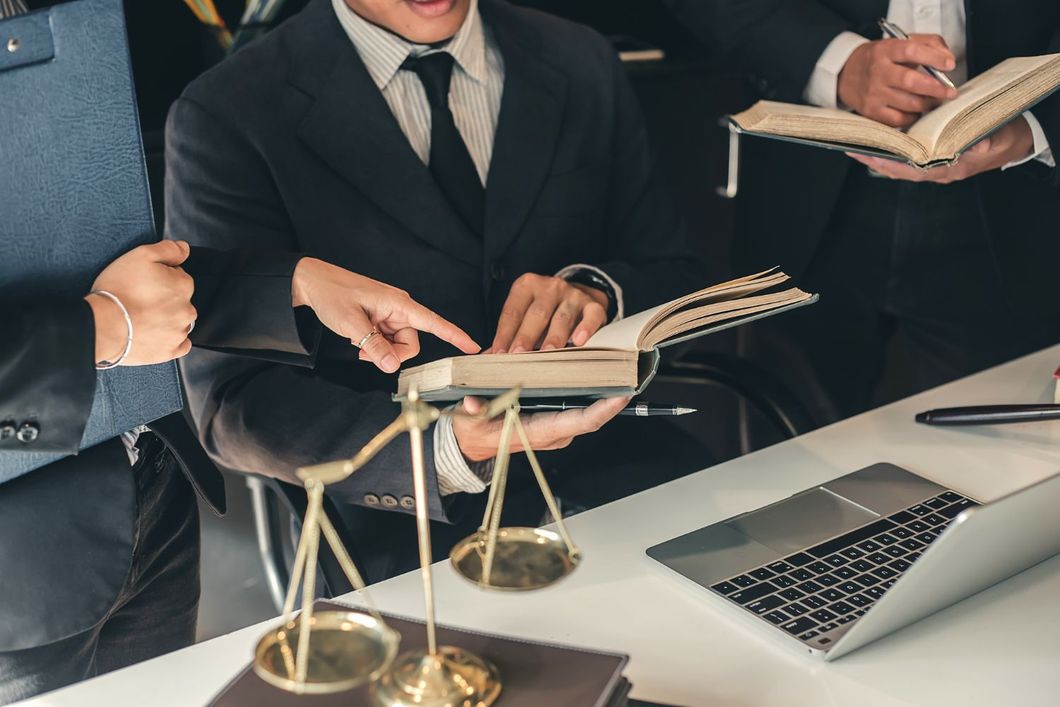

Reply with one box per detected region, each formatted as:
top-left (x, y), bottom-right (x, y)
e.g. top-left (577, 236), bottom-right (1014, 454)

top-left (166, 0), bottom-right (707, 522)
top-left (667, 0), bottom-right (1060, 325)
top-left (0, 246), bottom-right (313, 651)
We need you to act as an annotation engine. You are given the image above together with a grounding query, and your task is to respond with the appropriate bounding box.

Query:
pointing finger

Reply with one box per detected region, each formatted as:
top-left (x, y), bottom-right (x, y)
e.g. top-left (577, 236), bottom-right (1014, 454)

top-left (403, 300), bottom-right (480, 354)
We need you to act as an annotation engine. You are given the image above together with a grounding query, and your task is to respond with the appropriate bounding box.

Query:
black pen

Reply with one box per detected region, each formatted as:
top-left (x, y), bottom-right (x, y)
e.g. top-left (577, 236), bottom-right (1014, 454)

top-left (518, 400), bottom-right (697, 417)
top-left (915, 404), bottom-right (1060, 426)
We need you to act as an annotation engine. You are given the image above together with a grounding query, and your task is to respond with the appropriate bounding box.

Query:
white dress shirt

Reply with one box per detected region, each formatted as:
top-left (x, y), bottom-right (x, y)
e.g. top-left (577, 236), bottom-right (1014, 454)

top-left (804, 0), bottom-right (1054, 170)
top-left (332, 0), bottom-right (624, 495)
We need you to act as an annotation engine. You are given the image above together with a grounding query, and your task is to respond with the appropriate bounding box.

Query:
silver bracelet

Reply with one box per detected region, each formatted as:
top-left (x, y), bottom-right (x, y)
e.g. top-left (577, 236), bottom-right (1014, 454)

top-left (89, 290), bottom-right (134, 370)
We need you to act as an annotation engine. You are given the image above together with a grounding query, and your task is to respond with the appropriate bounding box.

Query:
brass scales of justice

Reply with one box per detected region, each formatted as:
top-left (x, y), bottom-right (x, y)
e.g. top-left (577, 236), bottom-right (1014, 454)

top-left (252, 385), bottom-right (582, 706)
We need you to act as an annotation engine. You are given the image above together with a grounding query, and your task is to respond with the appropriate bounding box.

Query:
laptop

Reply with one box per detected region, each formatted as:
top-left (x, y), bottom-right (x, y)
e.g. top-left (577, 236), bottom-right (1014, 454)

top-left (646, 463), bottom-right (1060, 660)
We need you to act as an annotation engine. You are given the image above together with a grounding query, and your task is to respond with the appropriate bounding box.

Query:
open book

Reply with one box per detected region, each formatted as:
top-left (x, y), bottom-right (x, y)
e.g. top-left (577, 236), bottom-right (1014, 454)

top-left (396, 269), bottom-right (817, 401)
top-left (730, 53), bottom-right (1060, 167)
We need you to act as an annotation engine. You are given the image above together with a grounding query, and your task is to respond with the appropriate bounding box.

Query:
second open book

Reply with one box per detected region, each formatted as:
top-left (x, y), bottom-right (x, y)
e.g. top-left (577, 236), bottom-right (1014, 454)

top-left (730, 53), bottom-right (1060, 167)
top-left (396, 269), bottom-right (817, 401)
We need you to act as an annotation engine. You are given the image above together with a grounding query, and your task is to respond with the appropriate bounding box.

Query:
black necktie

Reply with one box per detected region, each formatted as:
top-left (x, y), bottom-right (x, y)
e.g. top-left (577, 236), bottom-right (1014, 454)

top-left (400, 52), bottom-right (484, 236)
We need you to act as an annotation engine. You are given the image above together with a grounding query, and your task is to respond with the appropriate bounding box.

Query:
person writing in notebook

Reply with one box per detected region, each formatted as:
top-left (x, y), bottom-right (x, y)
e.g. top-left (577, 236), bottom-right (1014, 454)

top-left (831, 18), bottom-right (1048, 181)
top-left (666, 0), bottom-right (1060, 432)
top-left (167, 0), bottom-right (711, 579)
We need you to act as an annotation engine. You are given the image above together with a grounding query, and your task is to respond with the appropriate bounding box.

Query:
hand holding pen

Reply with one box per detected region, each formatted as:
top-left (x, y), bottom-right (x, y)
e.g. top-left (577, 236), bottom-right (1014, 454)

top-left (837, 22), bottom-right (958, 129)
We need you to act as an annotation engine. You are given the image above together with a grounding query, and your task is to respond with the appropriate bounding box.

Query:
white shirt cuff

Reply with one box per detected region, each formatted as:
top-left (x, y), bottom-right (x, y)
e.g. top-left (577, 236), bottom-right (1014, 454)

top-left (433, 407), bottom-right (495, 496)
top-left (1001, 112), bottom-right (1056, 171)
top-left (554, 263), bottom-right (625, 321)
top-left (803, 31), bottom-right (870, 109)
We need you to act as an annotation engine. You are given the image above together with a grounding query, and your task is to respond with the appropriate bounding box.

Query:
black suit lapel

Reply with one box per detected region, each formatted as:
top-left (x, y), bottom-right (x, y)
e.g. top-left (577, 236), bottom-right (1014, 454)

top-left (850, 0), bottom-right (890, 37)
top-left (292, 4), bottom-right (482, 266)
top-left (481, 0), bottom-right (568, 260)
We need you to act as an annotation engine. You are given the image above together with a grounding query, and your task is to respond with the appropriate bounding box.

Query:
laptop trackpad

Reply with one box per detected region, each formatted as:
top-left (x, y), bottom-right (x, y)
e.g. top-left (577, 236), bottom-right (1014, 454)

top-left (729, 488), bottom-right (877, 555)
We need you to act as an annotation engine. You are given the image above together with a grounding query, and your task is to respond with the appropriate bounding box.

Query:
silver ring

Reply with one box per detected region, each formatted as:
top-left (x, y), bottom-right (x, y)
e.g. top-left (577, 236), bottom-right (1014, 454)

top-left (355, 329), bottom-right (381, 349)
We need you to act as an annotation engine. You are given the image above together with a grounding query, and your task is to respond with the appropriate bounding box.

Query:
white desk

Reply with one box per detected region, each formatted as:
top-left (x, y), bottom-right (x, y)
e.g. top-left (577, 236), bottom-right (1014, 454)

top-left (20, 346), bottom-right (1060, 707)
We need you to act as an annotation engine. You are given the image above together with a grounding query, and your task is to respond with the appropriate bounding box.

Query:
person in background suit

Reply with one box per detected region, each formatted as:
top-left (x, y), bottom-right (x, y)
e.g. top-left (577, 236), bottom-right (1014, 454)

top-left (0, 234), bottom-right (476, 703)
top-left (168, 0), bottom-right (712, 580)
top-left (667, 0), bottom-right (1060, 427)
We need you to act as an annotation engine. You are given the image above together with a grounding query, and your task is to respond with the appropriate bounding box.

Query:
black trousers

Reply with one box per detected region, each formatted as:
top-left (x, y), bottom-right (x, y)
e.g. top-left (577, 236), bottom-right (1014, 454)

top-left (742, 167), bottom-right (1058, 429)
top-left (333, 416), bottom-right (713, 584)
top-left (0, 438), bottom-right (200, 705)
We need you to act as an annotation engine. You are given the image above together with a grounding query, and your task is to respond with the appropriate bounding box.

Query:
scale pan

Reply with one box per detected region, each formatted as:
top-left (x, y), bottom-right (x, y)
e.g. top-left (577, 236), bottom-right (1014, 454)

top-left (450, 527), bottom-right (581, 591)
top-left (253, 610), bottom-right (400, 694)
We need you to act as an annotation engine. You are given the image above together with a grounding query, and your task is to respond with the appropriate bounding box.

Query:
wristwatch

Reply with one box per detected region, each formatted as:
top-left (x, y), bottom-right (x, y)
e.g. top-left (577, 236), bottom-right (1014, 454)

top-left (563, 268), bottom-right (618, 322)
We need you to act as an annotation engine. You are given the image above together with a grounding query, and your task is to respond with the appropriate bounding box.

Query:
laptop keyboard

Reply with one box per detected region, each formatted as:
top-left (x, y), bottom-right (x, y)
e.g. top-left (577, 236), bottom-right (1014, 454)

top-left (709, 491), bottom-right (979, 648)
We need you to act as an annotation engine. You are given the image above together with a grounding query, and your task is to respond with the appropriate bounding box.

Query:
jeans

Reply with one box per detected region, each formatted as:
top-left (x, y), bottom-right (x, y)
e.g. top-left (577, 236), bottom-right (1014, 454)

top-left (0, 437), bottom-right (200, 704)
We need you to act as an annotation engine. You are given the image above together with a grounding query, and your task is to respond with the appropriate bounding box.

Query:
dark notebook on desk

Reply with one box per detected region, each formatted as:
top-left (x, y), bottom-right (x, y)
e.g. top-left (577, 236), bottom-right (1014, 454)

top-left (0, 0), bottom-right (181, 483)
top-left (210, 605), bottom-right (631, 707)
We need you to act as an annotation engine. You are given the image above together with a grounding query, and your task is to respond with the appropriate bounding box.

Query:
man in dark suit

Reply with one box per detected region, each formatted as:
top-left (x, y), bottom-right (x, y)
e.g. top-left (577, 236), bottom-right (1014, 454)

top-left (667, 0), bottom-right (1060, 425)
top-left (167, 0), bottom-right (711, 579)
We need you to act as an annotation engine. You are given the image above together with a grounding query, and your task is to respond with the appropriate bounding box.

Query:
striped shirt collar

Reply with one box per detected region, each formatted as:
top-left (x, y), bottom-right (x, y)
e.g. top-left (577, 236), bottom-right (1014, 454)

top-left (331, 0), bottom-right (488, 90)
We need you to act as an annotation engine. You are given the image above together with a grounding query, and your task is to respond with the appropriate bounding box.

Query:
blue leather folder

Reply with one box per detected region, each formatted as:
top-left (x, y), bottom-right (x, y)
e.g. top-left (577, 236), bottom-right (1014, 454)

top-left (0, 0), bottom-right (181, 482)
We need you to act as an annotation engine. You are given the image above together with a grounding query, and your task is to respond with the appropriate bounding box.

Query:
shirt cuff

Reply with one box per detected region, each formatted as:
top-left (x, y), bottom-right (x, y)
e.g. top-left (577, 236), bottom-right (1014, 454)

top-left (554, 264), bottom-right (625, 322)
top-left (433, 408), bottom-right (495, 496)
top-left (803, 31), bottom-right (870, 109)
top-left (1001, 112), bottom-right (1056, 171)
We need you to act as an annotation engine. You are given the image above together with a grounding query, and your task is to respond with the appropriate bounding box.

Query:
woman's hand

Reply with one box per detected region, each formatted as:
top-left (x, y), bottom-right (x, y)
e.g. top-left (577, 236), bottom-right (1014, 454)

top-left (86, 240), bottom-right (197, 366)
top-left (292, 257), bottom-right (480, 372)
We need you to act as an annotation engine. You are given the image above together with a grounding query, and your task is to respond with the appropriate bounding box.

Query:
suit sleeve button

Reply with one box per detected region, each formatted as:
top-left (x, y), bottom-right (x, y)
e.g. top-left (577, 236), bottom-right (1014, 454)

top-left (364, 493), bottom-right (380, 506)
top-left (399, 495), bottom-right (415, 510)
top-left (16, 422), bottom-right (39, 444)
top-left (381, 494), bottom-right (399, 508)
top-left (0, 421), bottom-right (15, 440)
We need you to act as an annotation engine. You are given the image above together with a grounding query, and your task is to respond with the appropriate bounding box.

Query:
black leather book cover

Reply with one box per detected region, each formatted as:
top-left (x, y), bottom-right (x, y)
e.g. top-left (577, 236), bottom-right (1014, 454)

top-left (211, 605), bottom-right (630, 707)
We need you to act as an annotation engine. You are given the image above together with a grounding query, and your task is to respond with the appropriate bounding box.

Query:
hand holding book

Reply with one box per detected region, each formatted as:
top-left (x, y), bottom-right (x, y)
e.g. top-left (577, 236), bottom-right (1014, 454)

top-left (398, 269), bottom-right (817, 401)
top-left (731, 53), bottom-right (1060, 169)
top-left (845, 117), bottom-right (1035, 182)
top-left (452, 395), bottom-right (630, 463)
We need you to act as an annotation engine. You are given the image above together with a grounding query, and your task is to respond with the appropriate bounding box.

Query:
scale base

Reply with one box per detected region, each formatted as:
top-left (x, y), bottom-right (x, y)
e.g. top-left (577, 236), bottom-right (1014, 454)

top-left (372, 646), bottom-right (501, 707)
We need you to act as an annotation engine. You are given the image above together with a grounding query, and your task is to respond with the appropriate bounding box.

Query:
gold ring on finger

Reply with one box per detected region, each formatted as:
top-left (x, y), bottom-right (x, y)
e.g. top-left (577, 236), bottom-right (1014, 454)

top-left (355, 329), bottom-right (381, 349)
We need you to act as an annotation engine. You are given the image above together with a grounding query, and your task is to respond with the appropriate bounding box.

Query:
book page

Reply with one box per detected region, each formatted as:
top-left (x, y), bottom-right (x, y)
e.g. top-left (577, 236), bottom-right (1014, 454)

top-left (582, 304), bottom-right (667, 350)
top-left (583, 269), bottom-right (788, 351)
top-left (733, 102), bottom-right (926, 163)
top-left (908, 54), bottom-right (1060, 154)
top-left (643, 289), bottom-right (811, 349)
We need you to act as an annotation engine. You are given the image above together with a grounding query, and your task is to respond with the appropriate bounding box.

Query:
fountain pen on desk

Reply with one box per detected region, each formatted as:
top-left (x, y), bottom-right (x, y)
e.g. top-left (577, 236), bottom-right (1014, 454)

top-left (518, 400), bottom-right (697, 417)
top-left (915, 404), bottom-right (1060, 426)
